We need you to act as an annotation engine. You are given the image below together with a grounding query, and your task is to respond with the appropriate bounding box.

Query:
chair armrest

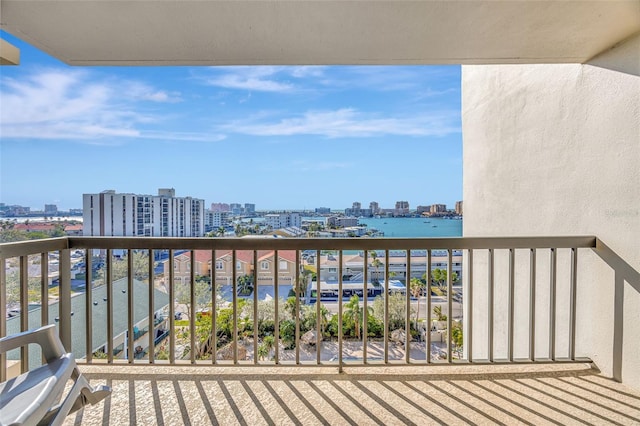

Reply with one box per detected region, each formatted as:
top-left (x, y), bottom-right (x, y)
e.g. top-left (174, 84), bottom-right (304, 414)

top-left (0, 324), bottom-right (66, 361)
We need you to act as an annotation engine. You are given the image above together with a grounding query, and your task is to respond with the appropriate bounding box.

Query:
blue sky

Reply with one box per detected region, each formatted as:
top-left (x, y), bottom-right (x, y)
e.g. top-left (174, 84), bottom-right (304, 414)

top-left (0, 31), bottom-right (462, 211)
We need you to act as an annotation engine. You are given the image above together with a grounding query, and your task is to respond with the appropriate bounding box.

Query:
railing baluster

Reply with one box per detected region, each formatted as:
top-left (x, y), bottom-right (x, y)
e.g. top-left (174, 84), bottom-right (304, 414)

top-left (529, 248), bottom-right (536, 362)
top-left (190, 250), bottom-right (196, 364)
top-left (211, 249), bottom-right (216, 364)
top-left (295, 250), bottom-right (300, 365)
top-left (85, 251), bottom-right (92, 362)
top-left (316, 249), bottom-right (321, 364)
top-left (447, 249), bottom-right (453, 364)
top-left (59, 249), bottom-right (72, 352)
top-left (19, 256), bottom-right (28, 372)
top-left (384, 250), bottom-right (389, 364)
top-left (467, 249), bottom-right (473, 363)
top-left (488, 248), bottom-right (494, 362)
top-left (127, 249), bottom-right (134, 364)
top-left (274, 250), bottom-right (279, 364)
top-left (405, 250), bottom-right (411, 364)
top-left (508, 248), bottom-right (515, 362)
top-left (0, 257), bottom-right (6, 381)
top-left (40, 253), bottom-right (48, 330)
top-left (569, 248), bottom-right (578, 361)
top-left (148, 249), bottom-right (155, 364)
top-left (338, 251), bottom-right (343, 372)
top-left (550, 248), bottom-right (557, 361)
top-left (253, 250), bottom-right (258, 365)
top-left (168, 249), bottom-right (175, 364)
top-left (232, 250), bottom-right (238, 364)
top-left (363, 250), bottom-right (368, 364)
top-left (106, 249), bottom-right (114, 364)
top-left (426, 250), bottom-right (432, 364)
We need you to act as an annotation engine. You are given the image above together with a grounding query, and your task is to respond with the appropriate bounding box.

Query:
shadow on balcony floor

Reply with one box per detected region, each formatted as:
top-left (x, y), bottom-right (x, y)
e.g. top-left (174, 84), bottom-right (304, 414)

top-left (65, 363), bottom-right (640, 425)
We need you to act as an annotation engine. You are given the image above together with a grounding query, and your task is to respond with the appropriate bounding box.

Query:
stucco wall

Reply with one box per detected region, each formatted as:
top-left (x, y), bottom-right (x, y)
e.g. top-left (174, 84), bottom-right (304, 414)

top-left (462, 34), bottom-right (639, 389)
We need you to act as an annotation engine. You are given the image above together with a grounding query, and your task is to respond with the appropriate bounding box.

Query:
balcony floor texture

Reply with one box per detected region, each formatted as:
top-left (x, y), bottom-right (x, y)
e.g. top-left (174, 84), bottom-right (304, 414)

top-left (64, 363), bottom-right (640, 425)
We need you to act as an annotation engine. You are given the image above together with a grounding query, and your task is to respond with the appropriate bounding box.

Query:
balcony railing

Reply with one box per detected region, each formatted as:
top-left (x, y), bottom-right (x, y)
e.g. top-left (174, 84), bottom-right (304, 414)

top-left (1, 235), bottom-right (601, 380)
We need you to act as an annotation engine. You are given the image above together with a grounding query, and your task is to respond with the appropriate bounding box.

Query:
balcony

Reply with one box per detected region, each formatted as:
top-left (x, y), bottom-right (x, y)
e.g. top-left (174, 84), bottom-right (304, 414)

top-left (2, 236), bottom-right (639, 424)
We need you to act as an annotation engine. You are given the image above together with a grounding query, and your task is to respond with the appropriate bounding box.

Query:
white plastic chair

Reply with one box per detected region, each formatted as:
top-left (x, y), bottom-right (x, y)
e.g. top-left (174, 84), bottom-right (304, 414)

top-left (0, 324), bottom-right (110, 426)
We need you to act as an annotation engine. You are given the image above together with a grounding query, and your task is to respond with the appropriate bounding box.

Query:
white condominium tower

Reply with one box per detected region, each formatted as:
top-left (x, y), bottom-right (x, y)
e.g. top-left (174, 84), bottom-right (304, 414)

top-left (83, 188), bottom-right (205, 237)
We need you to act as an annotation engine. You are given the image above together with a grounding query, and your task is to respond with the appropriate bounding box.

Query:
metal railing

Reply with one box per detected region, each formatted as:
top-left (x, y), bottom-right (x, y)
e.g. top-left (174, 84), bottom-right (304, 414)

top-left (1, 236), bottom-right (598, 378)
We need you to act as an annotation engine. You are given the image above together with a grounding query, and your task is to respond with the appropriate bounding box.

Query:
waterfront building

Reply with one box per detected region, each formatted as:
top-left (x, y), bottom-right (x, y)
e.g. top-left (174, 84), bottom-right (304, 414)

top-left (394, 201), bottom-right (410, 217)
top-left (345, 201), bottom-right (362, 217)
top-left (264, 212), bottom-right (301, 230)
top-left (44, 204), bottom-right (58, 214)
top-left (455, 201), bottom-right (463, 215)
top-left (326, 216), bottom-right (358, 228)
top-left (315, 207), bottom-right (331, 214)
top-left (369, 201), bottom-right (380, 216)
top-left (83, 189), bottom-right (205, 237)
top-left (229, 203), bottom-right (243, 215)
top-left (430, 204), bottom-right (447, 214)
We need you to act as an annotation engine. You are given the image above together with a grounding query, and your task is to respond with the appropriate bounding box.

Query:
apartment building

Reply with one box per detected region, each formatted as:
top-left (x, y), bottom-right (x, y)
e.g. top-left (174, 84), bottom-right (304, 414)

top-left (326, 216), bottom-right (358, 228)
top-left (264, 213), bottom-right (301, 230)
top-left (394, 201), bottom-right (410, 217)
top-left (204, 210), bottom-right (229, 232)
top-left (83, 189), bottom-right (205, 237)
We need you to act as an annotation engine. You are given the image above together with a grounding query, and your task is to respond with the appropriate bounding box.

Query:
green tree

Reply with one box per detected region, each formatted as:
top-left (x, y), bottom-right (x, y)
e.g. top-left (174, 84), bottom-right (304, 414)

top-left (433, 305), bottom-right (447, 322)
top-left (430, 268), bottom-right (459, 294)
top-left (96, 251), bottom-right (150, 285)
top-left (237, 274), bottom-right (254, 296)
top-left (301, 303), bottom-right (330, 335)
top-left (343, 295), bottom-right (372, 339)
top-left (409, 277), bottom-right (426, 331)
top-left (370, 251), bottom-right (382, 285)
top-left (451, 321), bottom-right (463, 357)
top-left (175, 277), bottom-right (213, 321)
top-left (372, 293), bottom-right (409, 331)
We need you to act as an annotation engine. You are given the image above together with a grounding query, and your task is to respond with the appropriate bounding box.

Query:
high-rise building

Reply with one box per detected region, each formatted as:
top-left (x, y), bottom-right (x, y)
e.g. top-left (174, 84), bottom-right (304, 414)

top-left (44, 204), bottom-right (58, 214)
top-left (369, 201), bottom-right (379, 216)
top-left (230, 203), bottom-right (243, 215)
top-left (394, 201), bottom-right (410, 216)
top-left (455, 201), bottom-right (463, 215)
top-left (345, 201), bottom-right (363, 217)
top-left (430, 204), bottom-right (447, 214)
top-left (243, 203), bottom-right (256, 215)
top-left (210, 203), bottom-right (230, 213)
top-left (83, 189), bottom-right (205, 237)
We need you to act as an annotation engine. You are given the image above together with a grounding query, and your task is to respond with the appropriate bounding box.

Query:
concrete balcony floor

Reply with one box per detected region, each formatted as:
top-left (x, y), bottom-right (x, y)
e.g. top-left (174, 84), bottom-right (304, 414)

top-left (64, 363), bottom-right (640, 425)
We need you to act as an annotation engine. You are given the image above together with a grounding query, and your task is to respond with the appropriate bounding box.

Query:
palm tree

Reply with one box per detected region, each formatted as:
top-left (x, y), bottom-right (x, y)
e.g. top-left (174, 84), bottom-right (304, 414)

top-left (237, 274), bottom-right (253, 296)
top-left (344, 295), bottom-right (363, 339)
top-left (370, 251), bottom-right (382, 286)
top-left (409, 277), bottom-right (425, 331)
top-left (343, 295), bottom-right (372, 339)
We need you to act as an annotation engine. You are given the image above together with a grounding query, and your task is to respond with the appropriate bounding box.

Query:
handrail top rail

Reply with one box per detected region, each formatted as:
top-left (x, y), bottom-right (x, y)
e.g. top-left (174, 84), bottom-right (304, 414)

top-left (0, 235), bottom-right (597, 258)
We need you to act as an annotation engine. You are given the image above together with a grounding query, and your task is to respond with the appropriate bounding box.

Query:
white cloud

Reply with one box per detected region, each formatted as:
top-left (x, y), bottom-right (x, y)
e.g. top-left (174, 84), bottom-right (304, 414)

top-left (203, 66), bottom-right (326, 92)
top-left (0, 69), bottom-right (219, 143)
top-left (221, 108), bottom-right (460, 138)
top-left (205, 67), bottom-right (293, 92)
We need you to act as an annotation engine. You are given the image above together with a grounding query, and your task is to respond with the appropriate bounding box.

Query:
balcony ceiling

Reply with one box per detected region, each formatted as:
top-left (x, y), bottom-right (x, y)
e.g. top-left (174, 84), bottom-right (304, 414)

top-left (1, 1), bottom-right (639, 66)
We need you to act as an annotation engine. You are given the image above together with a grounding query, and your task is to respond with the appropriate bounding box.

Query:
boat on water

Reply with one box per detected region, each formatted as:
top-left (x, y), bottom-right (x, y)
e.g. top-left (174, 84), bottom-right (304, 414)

top-left (432, 225), bottom-right (437, 227)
